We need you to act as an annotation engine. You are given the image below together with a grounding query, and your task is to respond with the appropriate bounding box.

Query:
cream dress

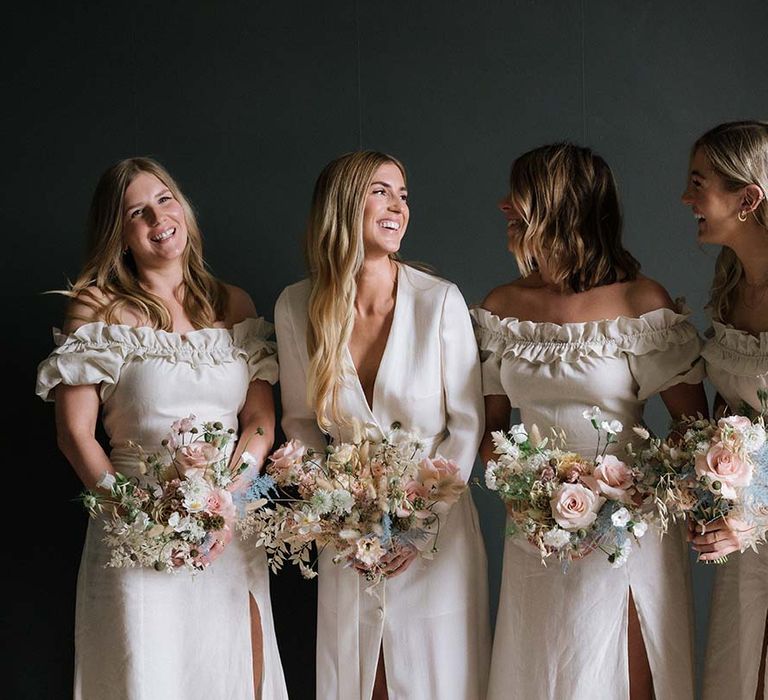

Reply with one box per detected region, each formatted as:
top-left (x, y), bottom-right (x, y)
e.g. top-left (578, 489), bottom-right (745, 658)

top-left (36, 319), bottom-right (288, 700)
top-left (472, 305), bottom-right (704, 700)
top-left (702, 320), bottom-right (768, 700)
top-left (275, 264), bottom-right (491, 700)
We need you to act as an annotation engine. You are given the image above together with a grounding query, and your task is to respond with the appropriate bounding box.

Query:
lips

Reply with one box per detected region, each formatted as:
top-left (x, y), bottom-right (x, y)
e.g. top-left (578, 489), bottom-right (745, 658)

top-left (150, 227), bottom-right (176, 243)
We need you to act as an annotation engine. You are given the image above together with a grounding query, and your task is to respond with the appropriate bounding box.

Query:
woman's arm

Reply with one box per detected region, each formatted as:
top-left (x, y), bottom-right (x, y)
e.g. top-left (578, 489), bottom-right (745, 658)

top-left (479, 395), bottom-right (512, 465)
top-left (230, 380), bottom-right (276, 477)
top-left (660, 381), bottom-right (709, 422)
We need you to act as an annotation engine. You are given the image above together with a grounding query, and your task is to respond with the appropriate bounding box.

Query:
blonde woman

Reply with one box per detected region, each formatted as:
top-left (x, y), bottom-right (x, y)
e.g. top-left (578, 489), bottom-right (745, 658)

top-left (275, 151), bottom-right (491, 700)
top-left (473, 143), bottom-right (708, 699)
top-left (36, 158), bottom-right (288, 700)
top-left (683, 121), bottom-right (768, 700)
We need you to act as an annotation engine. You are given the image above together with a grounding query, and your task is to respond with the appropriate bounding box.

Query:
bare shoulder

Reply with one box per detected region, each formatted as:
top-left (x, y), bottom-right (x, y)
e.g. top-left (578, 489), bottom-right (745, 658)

top-left (63, 287), bottom-right (110, 333)
top-left (223, 284), bottom-right (258, 325)
top-left (623, 275), bottom-right (676, 316)
top-left (480, 278), bottom-right (536, 319)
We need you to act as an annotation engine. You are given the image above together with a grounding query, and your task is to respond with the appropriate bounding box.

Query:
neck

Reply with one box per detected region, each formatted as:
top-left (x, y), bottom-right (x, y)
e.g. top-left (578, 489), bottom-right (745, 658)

top-left (356, 256), bottom-right (398, 312)
top-left (137, 264), bottom-right (185, 301)
top-left (729, 224), bottom-right (768, 285)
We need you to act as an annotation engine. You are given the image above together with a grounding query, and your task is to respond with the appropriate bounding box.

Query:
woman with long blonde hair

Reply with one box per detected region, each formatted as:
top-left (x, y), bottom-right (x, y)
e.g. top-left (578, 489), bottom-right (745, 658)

top-left (36, 157), bottom-right (288, 699)
top-left (683, 120), bottom-right (768, 700)
top-left (275, 150), bottom-right (491, 699)
top-left (473, 143), bottom-right (708, 699)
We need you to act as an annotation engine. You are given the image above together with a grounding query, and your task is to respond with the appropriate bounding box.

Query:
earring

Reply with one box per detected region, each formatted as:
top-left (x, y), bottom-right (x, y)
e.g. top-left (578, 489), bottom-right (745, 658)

top-left (738, 210), bottom-right (748, 222)
top-left (122, 246), bottom-right (129, 254)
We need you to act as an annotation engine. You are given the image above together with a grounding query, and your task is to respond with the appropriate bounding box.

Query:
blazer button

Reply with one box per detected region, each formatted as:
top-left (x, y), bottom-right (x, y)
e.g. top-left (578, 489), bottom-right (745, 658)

top-left (377, 607), bottom-right (385, 620)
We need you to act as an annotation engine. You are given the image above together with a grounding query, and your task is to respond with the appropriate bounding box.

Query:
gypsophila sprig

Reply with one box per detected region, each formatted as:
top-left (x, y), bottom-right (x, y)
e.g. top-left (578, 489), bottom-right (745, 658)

top-left (80, 416), bottom-right (272, 573)
top-left (485, 415), bottom-right (657, 569)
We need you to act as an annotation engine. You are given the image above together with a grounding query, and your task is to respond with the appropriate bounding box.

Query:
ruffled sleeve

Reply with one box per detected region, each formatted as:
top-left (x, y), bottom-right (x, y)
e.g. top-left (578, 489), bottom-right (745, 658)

top-left (232, 317), bottom-right (279, 385)
top-left (624, 306), bottom-right (705, 401)
top-left (469, 307), bottom-right (508, 396)
top-left (701, 320), bottom-right (768, 379)
top-left (36, 323), bottom-right (130, 402)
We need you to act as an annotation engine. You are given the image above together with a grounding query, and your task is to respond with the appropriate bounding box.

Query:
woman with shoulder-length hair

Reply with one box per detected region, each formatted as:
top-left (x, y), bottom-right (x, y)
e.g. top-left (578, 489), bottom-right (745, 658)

top-left (275, 150), bottom-right (491, 700)
top-left (683, 120), bottom-right (768, 700)
top-left (36, 157), bottom-right (288, 699)
top-left (473, 143), bottom-right (708, 699)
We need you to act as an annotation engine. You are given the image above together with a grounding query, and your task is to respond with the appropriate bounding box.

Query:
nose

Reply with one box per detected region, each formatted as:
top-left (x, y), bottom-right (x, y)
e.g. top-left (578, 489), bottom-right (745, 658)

top-left (387, 195), bottom-right (402, 211)
top-left (681, 185), bottom-right (693, 205)
top-left (498, 197), bottom-right (512, 215)
top-left (145, 205), bottom-right (164, 226)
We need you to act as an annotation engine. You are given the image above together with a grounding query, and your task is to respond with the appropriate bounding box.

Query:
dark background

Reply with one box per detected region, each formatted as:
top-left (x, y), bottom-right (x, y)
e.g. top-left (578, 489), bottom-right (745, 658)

top-left (5, 1), bottom-right (768, 698)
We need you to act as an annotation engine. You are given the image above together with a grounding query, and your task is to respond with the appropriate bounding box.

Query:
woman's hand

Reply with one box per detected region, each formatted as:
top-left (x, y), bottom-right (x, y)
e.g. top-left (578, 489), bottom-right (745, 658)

top-left (378, 543), bottom-right (418, 578)
top-left (688, 516), bottom-right (751, 561)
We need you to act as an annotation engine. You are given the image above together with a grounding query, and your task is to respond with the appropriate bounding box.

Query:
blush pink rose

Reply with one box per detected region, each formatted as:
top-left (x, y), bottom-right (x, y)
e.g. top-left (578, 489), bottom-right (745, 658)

top-left (590, 455), bottom-right (634, 503)
top-left (206, 488), bottom-right (236, 523)
top-left (551, 483), bottom-right (605, 531)
top-left (694, 442), bottom-right (752, 499)
top-left (718, 415), bottom-right (752, 432)
top-left (269, 439), bottom-right (306, 478)
top-left (176, 442), bottom-right (221, 477)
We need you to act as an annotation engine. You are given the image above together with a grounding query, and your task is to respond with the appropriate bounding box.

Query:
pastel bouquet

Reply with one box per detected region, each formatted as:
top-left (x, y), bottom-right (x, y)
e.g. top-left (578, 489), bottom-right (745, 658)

top-left (630, 391), bottom-right (768, 561)
top-left (251, 425), bottom-right (466, 583)
top-left (485, 408), bottom-right (656, 568)
top-left (81, 415), bottom-right (275, 573)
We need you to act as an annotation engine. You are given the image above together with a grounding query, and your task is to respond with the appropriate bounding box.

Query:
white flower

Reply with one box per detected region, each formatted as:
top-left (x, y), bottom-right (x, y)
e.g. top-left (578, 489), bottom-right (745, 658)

top-left (97, 472), bottom-right (117, 490)
top-left (293, 509), bottom-right (322, 537)
top-left (331, 489), bottom-right (355, 515)
top-left (632, 425), bottom-right (650, 441)
top-left (485, 464), bottom-right (498, 490)
top-left (582, 406), bottom-right (602, 421)
top-left (131, 512), bottom-right (150, 531)
top-left (611, 507), bottom-right (631, 527)
top-left (601, 420), bottom-right (624, 436)
top-left (611, 539), bottom-right (632, 568)
top-left (509, 424), bottom-right (528, 444)
top-left (491, 431), bottom-right (518, 456)
top-left (355, 535), bottom-right (386, 567)
top-left (241, 451), bottom-right (259, 466)
top-left (632, 520), bottom-right (648, 538)
top-left (542, 527), bottom-right (572, 550)
top-left (742, 425), bottom-right (767, 453)
top-left (179, 476), bottom-right (212, 513)
top-left (310, 490), bottom-right (333, 514)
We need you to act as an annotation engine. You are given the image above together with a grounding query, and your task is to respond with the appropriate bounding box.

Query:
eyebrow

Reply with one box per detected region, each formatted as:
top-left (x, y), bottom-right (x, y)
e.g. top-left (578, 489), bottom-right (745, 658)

top-left (371, 180), bottom-right (408, 191)
top-left (690, 169), bottom-right (707, 179)
top-left (124, 189), bottom-right (173, 212)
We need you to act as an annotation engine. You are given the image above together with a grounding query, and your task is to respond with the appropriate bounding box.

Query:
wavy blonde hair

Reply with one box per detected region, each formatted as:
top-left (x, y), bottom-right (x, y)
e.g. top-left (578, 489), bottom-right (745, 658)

top-left (63, 157), bottom-right (228, 329)
top-left (506, 142), bottom-right (640, 293)
top-left (305, 151), bottom-right (406, 429)
top-left (693, 121), bottom-right (768, 321)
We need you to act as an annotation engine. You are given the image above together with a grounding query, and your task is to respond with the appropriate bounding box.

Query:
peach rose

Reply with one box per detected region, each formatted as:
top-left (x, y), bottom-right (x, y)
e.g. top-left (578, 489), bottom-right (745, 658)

top-left (269, 439), bottom-right (306, 477)
top-left (695, 443), bottom-right (752, 499)
top-left (551, 483), bottom-right (605, 531)
top-left (591, 455), bottom-right (634, 503)
top-left (176, 442), bottom-right (221, 477)
top-left (206, 488), bottom-right (236, 523)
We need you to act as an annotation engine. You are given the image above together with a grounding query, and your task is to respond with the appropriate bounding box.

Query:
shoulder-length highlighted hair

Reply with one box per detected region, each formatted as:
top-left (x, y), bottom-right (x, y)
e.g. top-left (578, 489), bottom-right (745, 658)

top-left (64, 157), bottom-right (227, 329)
top-left (693, 121), bottom-right (768, 321)
top-left (304, 150), bottom-right (406, 429)
top-left (506, 142), bottom-right (640, 293)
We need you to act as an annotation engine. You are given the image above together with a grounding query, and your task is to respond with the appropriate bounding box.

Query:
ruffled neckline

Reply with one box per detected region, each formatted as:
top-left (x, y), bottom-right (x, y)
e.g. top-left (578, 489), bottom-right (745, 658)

top-left (471, 303), bottom-right (699, 364)
top-left (702, 319), bottom-right (768, 377)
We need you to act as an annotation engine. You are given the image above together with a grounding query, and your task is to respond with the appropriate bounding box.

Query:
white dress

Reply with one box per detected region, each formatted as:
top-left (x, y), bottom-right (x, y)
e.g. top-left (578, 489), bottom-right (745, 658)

top-left (702, 319), bottom-right (768, 700)
top-left (275, 264), bottom-right (491, 700)
top-left (36, 319), bottom-right (288, 700)
top-left (472, 305), bottom-right (705, 700)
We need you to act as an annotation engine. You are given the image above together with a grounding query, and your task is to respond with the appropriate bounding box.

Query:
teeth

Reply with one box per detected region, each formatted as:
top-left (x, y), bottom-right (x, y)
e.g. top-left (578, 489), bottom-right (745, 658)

top-left (151, 227), bottom-right (175, 242)
top-left (380, 221), bottom-right (400, 230)
top-left (694, 214), bottom-right (704, 221)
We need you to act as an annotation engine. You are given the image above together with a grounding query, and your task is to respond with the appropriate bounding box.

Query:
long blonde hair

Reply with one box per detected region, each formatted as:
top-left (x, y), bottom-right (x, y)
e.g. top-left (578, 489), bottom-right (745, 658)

top-left (63, 157), bottom-right (228, 329)
top-left (693, 121), bottom-right (768, 321)
top-left (507, 143), bottom-right (640, 293)
top-left (304, 151), bottom-right (406, 428)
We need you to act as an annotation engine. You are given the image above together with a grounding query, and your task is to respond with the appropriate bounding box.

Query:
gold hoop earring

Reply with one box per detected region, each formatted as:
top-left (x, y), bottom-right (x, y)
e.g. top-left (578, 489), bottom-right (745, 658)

top-left (738, 211), bottom-right (748, 223)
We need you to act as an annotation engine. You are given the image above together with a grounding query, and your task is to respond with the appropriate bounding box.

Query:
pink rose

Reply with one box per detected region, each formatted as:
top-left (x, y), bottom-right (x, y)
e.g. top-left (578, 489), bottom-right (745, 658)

top-left (175, 442), bottom-right (221, 477)
top-left (269, 439), bottom-right (306, 478)
top-left (718, 415), bottom-right (752, 432)
top-left (695, 442), bottom-right (752, 499)
top-left (206, 488), bottom-right (236, 523)
top-left (589, 455), bottom-right (634, 503)
top-left (171, 414), bottom-right (197, 434)
top-left (551, 483), bottom-right (605, 531)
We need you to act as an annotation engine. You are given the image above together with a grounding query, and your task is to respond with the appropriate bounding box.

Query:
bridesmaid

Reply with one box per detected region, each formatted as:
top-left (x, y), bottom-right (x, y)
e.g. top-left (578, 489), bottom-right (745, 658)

top-left (36, 158), bottom-right (288, 700)
top-left (683, 120), bottom-right (768, 700)
top-left (275, 150), bottom-right (491, 700)
top-left (473, 143), bottom-right (708, 700)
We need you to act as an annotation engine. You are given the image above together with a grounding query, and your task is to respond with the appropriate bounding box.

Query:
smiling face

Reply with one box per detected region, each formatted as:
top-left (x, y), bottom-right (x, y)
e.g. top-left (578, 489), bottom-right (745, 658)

top-left (362, 162), bottom-right (409, 258)
top-left (498, 194), bottom-right (527, 253)
top-left (681, 148), bottom-right (743, 246)
top-left (122, 171), bottom-right (189, 267)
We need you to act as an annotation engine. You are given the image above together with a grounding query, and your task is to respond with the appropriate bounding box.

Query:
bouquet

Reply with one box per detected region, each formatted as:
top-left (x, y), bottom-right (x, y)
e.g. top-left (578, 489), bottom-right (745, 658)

top-left (630, 390), bottom-right (768, 562)
top-left (249, 425), bottom-right (466, 584)
top-left (485, 408), bottom-right (655, 568)
top-left (81, 415), bottom-right (275, 573)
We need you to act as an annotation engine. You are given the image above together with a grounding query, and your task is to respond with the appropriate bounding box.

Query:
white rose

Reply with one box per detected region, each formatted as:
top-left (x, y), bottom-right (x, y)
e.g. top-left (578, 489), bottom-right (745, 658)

top-left (509, 424), bottom-right (528, 444)
top-left (611, 507), bottom-right (631, 527)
